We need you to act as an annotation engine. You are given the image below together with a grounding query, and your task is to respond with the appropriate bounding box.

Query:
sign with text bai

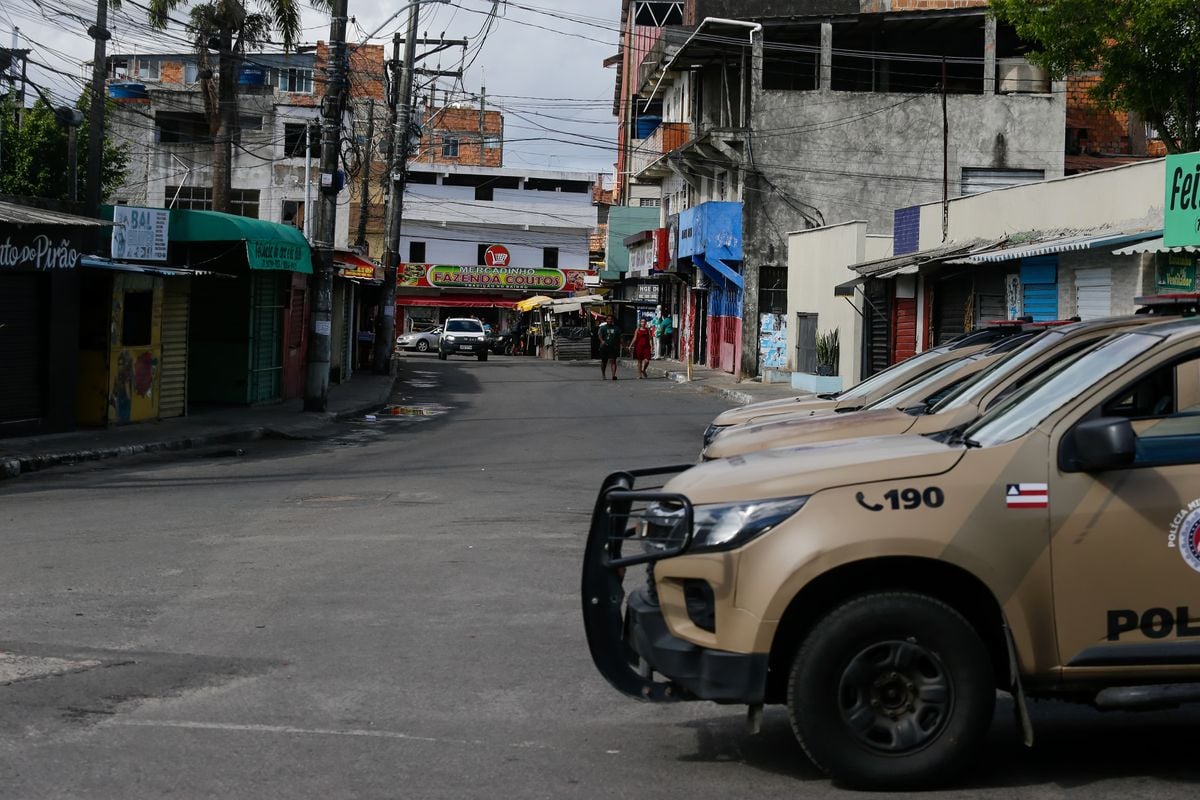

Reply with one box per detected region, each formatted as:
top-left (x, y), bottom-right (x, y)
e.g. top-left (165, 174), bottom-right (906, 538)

top-left (0, 231), bottom-right (80, 271)
top-left (247, 239), bottom-right (308, 272)
top-left (112, 205), bottom-right (169, 261)
top-left (1165, 152), bottom-right (1200, 248)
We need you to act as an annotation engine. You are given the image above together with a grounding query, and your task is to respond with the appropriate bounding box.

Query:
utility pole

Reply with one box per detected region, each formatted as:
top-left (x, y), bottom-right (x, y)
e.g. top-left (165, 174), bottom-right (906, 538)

top-left (373, 6), bottom-right (419, 373)
top-left (304, 0), bottom-right (349, 411)
top-left (354, 98), bottom-right (375, 251)
top-left (85, 0), bottom-right (110, 216)
top-left (373, 30), bottom-right (466, 372)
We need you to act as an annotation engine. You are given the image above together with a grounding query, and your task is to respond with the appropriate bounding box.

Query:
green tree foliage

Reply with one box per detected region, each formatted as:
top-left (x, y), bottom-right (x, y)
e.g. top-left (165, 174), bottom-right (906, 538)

top-left (991, 0), bottom-right (1200, 153)
top-left (0, 92), bottom-right (129, 202)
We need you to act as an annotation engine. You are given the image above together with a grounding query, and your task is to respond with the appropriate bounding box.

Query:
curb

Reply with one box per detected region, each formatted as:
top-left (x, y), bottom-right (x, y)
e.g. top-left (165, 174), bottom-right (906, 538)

top-left (618, 359), bottom-right (763, 406)
top-left (0, 375), bottom-right (400, 482)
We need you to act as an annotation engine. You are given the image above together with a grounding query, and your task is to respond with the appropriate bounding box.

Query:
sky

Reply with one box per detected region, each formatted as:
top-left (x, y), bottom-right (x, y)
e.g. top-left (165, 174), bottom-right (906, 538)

top-left (1, 0), bottom-right (621, 174)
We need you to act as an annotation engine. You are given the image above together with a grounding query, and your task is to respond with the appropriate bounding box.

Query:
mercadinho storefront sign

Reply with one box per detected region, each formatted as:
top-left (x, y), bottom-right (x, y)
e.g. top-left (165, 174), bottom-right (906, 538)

top-left (400, 264), bottom-right (594, 292)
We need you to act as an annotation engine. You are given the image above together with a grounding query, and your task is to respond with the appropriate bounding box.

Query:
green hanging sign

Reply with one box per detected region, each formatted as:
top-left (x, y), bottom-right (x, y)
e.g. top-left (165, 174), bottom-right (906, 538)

top-left (1164, 153), bottom-right (1200, 248)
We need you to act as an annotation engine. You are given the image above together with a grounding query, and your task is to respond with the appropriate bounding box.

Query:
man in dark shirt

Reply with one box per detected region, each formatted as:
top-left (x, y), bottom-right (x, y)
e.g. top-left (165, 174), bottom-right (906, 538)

top-left (597, 315), bottom-right (621, 380)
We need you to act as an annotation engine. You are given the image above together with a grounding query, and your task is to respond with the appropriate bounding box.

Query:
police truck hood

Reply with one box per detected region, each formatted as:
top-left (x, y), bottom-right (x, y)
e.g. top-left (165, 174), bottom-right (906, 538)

top-left (667, 434), bottom-right (964, 505)
top-left (704, 408), bottom-right (916, 460)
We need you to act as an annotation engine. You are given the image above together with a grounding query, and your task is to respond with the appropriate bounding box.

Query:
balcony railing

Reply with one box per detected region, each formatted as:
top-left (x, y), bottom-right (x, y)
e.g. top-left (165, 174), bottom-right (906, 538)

top-left (630, 122), bottom-right (691, 178)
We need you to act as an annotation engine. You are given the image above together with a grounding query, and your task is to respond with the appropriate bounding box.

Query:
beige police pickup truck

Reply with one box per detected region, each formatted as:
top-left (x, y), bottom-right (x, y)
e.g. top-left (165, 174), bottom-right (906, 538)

top-left (583, 316), bottom-right (1200, 789)
top-left (704, 314), bottom-right (1171, 460)
top-left (701, 326), bottom-right (1027, 449)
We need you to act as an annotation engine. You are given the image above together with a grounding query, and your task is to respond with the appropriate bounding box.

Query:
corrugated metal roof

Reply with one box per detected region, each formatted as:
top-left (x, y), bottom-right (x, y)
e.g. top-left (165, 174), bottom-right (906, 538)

top-left (0, 200), bottom-right (112, 227)
top-left (946, 228), bottom-right (1160, 264)
top-left (1112, 236), bottom-right (1200, 255)
top-left (850, 238), bottom-right (990, 277)
top-left (81, 256), bottom-right (232, 277)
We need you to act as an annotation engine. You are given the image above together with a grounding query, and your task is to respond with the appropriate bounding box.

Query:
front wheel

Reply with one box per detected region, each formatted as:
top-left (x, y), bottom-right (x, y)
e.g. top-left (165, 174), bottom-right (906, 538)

top-left (416, 340), bottom-right (430, 352)
top-left (787, 592), bottom-right (995, 790)
top-left (437, 350), bottom-right (447, 361)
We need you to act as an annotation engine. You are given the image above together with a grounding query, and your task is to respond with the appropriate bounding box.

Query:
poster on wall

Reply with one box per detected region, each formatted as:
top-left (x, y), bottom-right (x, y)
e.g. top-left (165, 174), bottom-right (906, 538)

top-left (112, 206), bottom-right (169, 262)
top-left (1157, 254), bottom-right (1198, 293)
top-left (1005, 274), bottom-right (1022, 320)
top-left (759, 313), bottom-right (788, 370)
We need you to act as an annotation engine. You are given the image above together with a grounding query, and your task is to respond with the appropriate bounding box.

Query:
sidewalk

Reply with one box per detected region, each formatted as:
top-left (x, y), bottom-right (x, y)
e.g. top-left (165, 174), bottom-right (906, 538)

top-left (617, 357), bottom-right (800, 405)
top-left (0, 373), bottom-right (397, 481)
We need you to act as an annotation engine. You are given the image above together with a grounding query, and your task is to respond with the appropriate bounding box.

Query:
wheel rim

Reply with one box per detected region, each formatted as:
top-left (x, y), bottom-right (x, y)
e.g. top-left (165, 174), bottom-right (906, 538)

top-left (837, 639), bottom-right (953, 755)
top-left (416, 340), bottom-right (429, 352)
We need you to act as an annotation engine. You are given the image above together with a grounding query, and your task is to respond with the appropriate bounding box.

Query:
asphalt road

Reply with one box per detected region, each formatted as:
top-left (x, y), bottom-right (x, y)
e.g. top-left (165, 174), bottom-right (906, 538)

top-left (0, 354), bottom-right (1197, 799)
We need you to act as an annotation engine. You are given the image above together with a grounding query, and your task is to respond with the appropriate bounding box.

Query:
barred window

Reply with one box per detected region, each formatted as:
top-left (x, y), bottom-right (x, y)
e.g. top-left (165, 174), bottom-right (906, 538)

top-left (166, 186), bottom-right (260, 219)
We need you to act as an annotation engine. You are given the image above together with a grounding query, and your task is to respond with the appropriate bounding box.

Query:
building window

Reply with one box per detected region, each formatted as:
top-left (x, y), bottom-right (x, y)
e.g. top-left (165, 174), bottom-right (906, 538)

top-left (184, 62), bottom-right (199, 83)
top-left (542, 247), bottom-right (559, 269)
top-left (483, 135), bottom-right (502, 150)
top-left (408, 241), bottom-right (426, 263)
top-left (639, 198), bottom-right (661, 207)
top-left (283, 123), bottom-right (320, 158)
top-left (441, 136), bottom-right (460, 158)
top-left (122, 291), bottom-right (154, 346)
top-left (166, 186), bottom-right (260, 218)
top-left (274, 67), bottom-right (313, 94)
top-left (136, 57), bottom-right (160, 81)
top-left (281, 200), bottom-right (304, 229)
top-left (156, 111), bottom-right (210, 144)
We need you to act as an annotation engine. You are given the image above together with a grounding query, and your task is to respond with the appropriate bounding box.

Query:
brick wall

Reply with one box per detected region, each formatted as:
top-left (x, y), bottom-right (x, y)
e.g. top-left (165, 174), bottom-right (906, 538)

top-left (1066, 74), bottom-right (1132, 154)
top-left (160, 60), bottom-right (185, 85)
top-left (411, 105), bottom-right (504, 167)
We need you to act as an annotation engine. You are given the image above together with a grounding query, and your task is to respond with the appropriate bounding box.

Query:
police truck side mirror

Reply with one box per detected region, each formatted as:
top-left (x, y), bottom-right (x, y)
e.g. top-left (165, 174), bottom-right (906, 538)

top-left (1061, 417), bottom-right (1138, 473)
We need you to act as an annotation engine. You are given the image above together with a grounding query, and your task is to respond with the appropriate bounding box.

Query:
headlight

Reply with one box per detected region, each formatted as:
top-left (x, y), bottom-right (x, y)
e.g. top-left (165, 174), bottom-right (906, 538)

top-left (691, 497), bottom-right (808, 552)
top-left (444, 335), bottom-right (456, 343)
top-left (702, 423), bottom-right (723, 447)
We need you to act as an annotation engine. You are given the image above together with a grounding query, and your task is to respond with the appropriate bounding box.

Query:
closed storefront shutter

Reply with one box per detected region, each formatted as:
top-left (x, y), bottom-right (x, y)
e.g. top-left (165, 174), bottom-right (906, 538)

top-left (159, 278), bottom-right (191, 418)
top-left (892, 298), bottom-right (917, 363)
top-left (975, 269), bottom-right (1007, 323)
top-left (249, 272), bottom-right (284, 403)
top-left (934, 273), bottom-right (972, 345)
top-left (0, 273), bottom-right (45, 427)
top-left (862, 278), bottom-right (890, 377)
top-left (1075, 267), bottom-right (1112, 320)
top-left (1020, 256), bottom-right (1059, 322)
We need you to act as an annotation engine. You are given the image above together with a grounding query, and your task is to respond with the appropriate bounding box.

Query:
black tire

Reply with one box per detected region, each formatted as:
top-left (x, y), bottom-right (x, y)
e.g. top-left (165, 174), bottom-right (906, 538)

top-left (477, 352), bottom-right (488, 362)
top-left (416, 340), bottom-right (430, 352)
top-left (437, 350), bottom-right (447, 361)
top-left (787, 592), bottom-right (994, 790)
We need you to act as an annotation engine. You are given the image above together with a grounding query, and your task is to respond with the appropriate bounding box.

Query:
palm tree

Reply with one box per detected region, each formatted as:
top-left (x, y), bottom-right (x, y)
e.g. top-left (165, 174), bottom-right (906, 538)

top-left (145, 0), bottom-right (324, 212)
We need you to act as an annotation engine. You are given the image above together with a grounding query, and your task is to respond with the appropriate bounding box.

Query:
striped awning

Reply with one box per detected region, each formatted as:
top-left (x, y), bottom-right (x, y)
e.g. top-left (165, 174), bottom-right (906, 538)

top-left (947, 229), bottom-right (1160, 264)
top-left (1112, 236), bottom-right (1200, 256)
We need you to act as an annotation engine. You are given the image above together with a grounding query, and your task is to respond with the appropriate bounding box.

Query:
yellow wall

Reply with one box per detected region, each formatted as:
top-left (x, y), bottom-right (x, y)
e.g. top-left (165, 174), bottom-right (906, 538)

top-left (106, 274), bottom-right (163, 425)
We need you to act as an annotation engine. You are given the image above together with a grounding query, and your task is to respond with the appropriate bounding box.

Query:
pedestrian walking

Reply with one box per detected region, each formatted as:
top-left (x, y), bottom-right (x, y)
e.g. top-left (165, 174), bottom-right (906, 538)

top-left (631, 318), bottom-right (653, 378)
top-left (655, 311), bottom-right (675, 361)
top-left (597, 314), bottom-right (621, 380)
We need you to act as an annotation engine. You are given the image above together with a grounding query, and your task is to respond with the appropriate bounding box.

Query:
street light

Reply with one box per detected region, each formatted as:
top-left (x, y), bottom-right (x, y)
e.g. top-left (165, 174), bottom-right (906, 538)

top-left (359, 0), bottom-right (451, 44)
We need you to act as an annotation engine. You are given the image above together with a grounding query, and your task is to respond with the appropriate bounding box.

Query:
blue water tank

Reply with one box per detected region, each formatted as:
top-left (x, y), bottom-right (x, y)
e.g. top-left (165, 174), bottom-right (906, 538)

top-left (635, 116), bottom-right (662, 139)
top-left (108, 82), bottom-right (149, 102)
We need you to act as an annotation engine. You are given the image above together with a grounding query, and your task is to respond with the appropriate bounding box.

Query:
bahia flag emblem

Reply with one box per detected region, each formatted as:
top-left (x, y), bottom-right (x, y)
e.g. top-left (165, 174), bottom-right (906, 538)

top-left (1006, 483), bottom-right (1049, 509)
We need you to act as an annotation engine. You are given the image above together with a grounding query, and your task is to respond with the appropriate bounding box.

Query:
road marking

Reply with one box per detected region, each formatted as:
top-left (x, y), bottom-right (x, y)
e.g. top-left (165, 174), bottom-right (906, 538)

top-left (106, 719), bottom-right (547, 749)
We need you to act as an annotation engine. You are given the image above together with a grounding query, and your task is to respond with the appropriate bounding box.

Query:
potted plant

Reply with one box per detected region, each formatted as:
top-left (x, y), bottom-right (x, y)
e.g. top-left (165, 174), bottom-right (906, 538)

top-left (815, 329), bottom-right (840, 376)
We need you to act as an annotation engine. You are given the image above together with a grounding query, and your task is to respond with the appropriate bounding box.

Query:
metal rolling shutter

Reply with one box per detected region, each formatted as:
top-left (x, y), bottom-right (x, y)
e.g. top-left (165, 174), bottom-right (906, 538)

top-left (249, 272), bottom-right (284, 403)
top-left (0, 274), bottom-right (45, 425)
top-left (159, 278), bottom-right (191, 418)
top-left (1075, 267), bottom-right (1112, 320)
top-left (862, 279), bottom-right (890, 377)
top-left (935, 273), bottom-right (972, 345)
top-left (1021, 256), bottom-right (1059, 322)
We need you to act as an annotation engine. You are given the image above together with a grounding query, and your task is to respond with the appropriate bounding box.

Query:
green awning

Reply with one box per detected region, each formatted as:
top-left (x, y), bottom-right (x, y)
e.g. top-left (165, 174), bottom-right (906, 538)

top-left (168, 210), bottom-right (312, 274)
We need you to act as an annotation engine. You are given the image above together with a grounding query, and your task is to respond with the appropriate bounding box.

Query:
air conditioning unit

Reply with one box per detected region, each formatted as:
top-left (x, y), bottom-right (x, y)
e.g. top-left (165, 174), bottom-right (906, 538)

top-left (998, 58), bottom-right (1050, 94)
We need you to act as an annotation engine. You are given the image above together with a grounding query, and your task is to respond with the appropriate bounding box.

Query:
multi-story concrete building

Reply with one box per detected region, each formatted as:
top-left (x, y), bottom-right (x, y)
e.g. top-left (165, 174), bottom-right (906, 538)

top-left (610, 0), bottom-right (1073, 378)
